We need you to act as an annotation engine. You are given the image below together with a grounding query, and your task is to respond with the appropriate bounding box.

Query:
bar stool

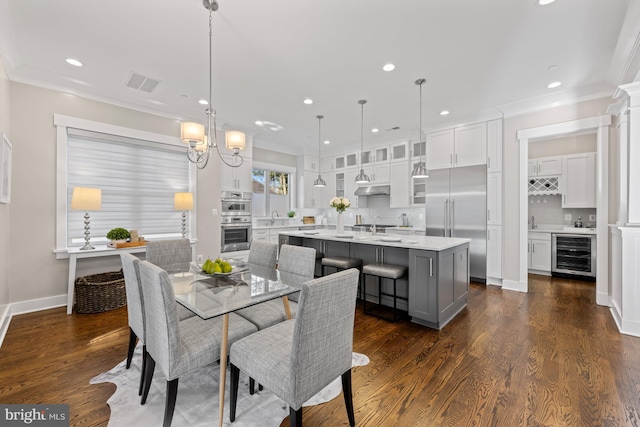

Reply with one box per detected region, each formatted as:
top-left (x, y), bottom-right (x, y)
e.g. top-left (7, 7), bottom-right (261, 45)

top-left (362, 263), bottom-right (407, 322)
top-left (321, 256), bottom-right (363, 297)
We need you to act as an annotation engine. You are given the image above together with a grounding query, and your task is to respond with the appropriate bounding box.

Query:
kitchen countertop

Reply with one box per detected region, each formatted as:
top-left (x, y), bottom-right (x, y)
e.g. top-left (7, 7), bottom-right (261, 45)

top-left (253, 223), bottom-right (318, 230)
top-left (529, 225), bottom-right (597, 235)
top-left (279, 230), bottom-right (470, 251)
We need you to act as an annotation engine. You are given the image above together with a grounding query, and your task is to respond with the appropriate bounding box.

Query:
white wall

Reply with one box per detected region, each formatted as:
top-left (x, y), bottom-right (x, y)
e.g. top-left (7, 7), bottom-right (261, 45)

top-left (0, 53), bottom-right (10, 315)
top-left (503, 97), bottom-right (614, 283)
top-left (8, 81), bottom-right (219, 303)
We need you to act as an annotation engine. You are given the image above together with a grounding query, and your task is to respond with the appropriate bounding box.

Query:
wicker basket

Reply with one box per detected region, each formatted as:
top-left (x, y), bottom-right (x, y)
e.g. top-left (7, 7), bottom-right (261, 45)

top-left (74, 270), bottom-right (127, 314)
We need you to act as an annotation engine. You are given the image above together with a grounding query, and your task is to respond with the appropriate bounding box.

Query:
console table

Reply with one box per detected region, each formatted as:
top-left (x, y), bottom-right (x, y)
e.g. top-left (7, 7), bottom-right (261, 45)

top-left (65, 245), bottom-right (147, 314)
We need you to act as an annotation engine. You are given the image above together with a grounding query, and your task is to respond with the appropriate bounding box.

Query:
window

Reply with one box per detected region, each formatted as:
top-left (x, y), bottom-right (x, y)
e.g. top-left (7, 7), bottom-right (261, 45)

top-left (55, 115), bottom-right (193, 252)
top-left (252, 167), bottom-right (291, 217)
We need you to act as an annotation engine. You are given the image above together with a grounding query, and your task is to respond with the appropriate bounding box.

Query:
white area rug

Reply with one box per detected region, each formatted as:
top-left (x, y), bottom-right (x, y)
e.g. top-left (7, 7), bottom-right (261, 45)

top-left (90, 345), bottom-right (369, 427)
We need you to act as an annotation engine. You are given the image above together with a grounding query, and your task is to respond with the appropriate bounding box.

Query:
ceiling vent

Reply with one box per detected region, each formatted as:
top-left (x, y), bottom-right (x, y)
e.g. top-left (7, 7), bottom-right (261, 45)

top-left (386, 126), bottom-right (400, 131)
top-left (126, 72), bottom-right (160, 93)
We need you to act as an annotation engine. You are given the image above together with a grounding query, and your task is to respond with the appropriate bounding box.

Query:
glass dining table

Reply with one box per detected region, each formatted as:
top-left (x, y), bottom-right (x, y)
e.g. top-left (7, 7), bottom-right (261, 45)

top-left (170, 262), bottom-right (311, 427)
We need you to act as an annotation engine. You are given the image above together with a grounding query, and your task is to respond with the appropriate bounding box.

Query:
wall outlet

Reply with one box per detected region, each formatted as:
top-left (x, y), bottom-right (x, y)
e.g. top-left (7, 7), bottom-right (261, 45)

top-left (197, 254), bottom-right (203, 262)
top-left (565, 214), bottom-right (572, 221)
top-left (211, 208), bottom-right (218, 216)
top-left (589, 214), bottom-right (596, 221)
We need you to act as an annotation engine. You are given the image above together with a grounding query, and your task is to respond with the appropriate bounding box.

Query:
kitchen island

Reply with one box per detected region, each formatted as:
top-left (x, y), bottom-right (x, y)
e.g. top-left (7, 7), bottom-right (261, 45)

top-left (278, 230), bottom-right (471, 329)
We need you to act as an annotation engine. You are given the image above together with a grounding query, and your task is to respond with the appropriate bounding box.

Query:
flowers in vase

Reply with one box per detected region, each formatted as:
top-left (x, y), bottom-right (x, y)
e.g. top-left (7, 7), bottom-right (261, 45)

top-left (330, 197), bottom-right (350, 214)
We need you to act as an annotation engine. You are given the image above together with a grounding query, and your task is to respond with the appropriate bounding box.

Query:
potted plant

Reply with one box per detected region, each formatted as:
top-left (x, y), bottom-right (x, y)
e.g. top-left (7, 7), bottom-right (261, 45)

top-left (106, 228), bottom-right (130, 247)
top-left (287, 210), bottom-right (297, 218)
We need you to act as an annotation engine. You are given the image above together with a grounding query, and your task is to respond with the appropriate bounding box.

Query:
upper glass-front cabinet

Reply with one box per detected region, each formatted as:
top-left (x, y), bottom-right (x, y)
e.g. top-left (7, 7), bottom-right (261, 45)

top-left (390, 141), bottom-right (408, 162)
top-left (335, 152), bottom-right (359, 169)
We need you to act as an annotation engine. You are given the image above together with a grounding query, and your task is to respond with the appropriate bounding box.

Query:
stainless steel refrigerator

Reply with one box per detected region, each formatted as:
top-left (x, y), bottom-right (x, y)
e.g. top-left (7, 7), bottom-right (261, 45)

top-left (424, 165), bottom-right (487, 283)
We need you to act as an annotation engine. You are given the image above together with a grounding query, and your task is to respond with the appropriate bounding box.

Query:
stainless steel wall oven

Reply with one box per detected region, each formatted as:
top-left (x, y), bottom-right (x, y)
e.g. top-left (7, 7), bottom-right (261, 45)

top-left (551, 233), bottom-right (596, 279)
top-left (221, 191), bottom-right (252, 252)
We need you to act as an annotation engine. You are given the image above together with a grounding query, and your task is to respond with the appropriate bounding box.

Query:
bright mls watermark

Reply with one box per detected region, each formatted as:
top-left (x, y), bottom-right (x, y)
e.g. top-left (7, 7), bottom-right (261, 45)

top-left (0, 405), bottom-right (69, 426)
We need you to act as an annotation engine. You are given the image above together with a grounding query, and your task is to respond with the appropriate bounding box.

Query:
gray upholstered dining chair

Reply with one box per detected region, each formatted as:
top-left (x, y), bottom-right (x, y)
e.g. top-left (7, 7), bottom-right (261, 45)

top-left (137, 260), bottom-right (258, 427)
top-left (229, 268), bottom-right (360, 427)
top-left (120, 253), bottom-right (195, 397)
top-left (247, 240), bottom-right (278, 268)
top-left (145, 238), bottom-right (192, 273)
top-left (235, 245), bottom-right (316, 331)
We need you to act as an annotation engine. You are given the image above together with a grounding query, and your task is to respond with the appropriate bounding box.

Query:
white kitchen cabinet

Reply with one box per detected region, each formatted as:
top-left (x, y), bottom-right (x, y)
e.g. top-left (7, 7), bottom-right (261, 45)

top-left (269, 228), bottom-right (289, 244)
top-left (425, 123), bottom-right (487, 170)
top-left (487, 172), bottom-right (502, 226)
top-left (252, 229), bottom-right (269, 243)
top-left (335, 172), bottom-right (345, 198)
top-left (360, 149), bottom-right (374, 165)
top-left (344, 168), bottom-right (360, 208)
top-left (302, 170), bottom-right (323, 208)
top-left (410, 159), bottom-right (427, 205)
top-left (335, 152), bottom-right (359, 170)
top-left (528, 156), bottom-right (562, 177)
top-left (487, 225), bottom-right (502, 280)
top-left (390, 141), bottom-right (409, 162)
top-left (425, 129), bottom-right (453, 170)
top-left (220, 154), bottom-right (252, 192)
top-left (528, 232), bottom-right (551, 273)
top-left (303, 155), bottom-right (320, 172)
top-left (366, 163), bottom-right (390, 183)
top-left (390, 161), bottom-right (410, 208)
top-left (374, 145), bottom-right (389, 163)
top-left (487, 119), bottom-right (503, 173)
top-left (454, 122), bottom-right (487, 168)
top-left (411, 140), bottom-right (426, 159)
top-left (323, 171), bottom-right (336, 208)
top-left (562, 152), bottom-right (595, 208)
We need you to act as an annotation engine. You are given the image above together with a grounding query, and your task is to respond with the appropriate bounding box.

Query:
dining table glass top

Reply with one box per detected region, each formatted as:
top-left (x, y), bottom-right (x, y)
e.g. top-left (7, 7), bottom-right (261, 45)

top-left (171, 262), bottom-right (310, 319)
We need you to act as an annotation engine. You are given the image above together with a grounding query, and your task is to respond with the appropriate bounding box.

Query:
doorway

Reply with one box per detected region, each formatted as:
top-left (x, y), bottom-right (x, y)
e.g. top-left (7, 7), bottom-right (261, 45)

top-left (516, 115), bottom-right (611, 306)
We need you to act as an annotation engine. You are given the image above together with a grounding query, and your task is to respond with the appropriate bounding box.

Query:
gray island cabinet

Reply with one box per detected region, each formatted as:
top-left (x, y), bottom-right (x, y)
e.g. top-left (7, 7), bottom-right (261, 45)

top-left (278, 230), bottom-right (470, 329)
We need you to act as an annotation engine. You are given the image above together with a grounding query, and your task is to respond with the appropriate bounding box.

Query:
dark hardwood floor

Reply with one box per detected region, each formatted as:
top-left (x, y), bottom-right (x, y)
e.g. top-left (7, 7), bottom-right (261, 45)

top-left (1, 275), bottom-right (639, 426)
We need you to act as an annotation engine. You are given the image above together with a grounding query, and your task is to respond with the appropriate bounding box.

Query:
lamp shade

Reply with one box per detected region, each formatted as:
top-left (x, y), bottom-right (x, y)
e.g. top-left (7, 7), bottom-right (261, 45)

top-left (411, 161), bottom-right (430, 178)
top-left (181, 122), bottom-right (205, 144)
top-left (225, 130), bottom-right (246, 151)
top-left (174, 192), bottom-right (194, 210)
top-left (71, 187), bottom-right (102, 211)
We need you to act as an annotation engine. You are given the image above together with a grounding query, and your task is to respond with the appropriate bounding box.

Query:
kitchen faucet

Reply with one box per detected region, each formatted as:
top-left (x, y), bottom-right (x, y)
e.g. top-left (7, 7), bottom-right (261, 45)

top-left (271, 210), bottom-right (279, 225)
top-left (372, 215), bottom-right (381, 236)
top-left (530, 215), bottom-right (536, 229)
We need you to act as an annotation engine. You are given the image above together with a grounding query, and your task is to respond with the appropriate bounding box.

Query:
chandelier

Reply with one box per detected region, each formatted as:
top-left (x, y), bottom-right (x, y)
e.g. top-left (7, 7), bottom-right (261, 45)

top-left (180, 0), bottom-right (245, 169)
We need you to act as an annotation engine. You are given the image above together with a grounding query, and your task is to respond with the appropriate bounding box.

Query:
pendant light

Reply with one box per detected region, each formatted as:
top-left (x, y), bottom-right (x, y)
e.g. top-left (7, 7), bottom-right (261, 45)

top-left (180, 0), bottom-right (245, 169)
top-left (313, 115), bottom-right (327, 187)
top-left (355, 99), bottom-right (371, 184)
top-left (411, 78), bottom-right (429, 178)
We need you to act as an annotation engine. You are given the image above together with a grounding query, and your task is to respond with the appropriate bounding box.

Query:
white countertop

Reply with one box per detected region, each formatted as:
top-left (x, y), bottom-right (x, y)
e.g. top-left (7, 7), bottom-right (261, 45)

top-left (279, 230), bottom-right (470, 251)
top-left (529, 225), bottom-right (597, 235)
top-left (253, 223), bottom-right (318, 230)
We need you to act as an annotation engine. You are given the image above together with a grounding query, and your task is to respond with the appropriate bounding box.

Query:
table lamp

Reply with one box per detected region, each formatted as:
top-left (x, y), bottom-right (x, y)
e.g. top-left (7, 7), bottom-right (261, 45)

top-left (71, 187), bottom-right (102, 250)
top-left (174, 192), bottom-right (193, 239)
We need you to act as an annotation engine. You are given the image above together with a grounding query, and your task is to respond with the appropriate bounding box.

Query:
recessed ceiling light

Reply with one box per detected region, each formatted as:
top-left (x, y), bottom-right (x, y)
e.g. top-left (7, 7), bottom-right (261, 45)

top-left (371, 128), bottom-right (379, 133)
top-left (303, 98), bottom-right (313, 105)
top-left (323, 140), bottom-right (330, 144)
top-left (538, 0), bottom-right (556, 5)
top-left (440, 110), bottom-right (450, 116)
top-left (382, 63), bottom-right (395, 72)
top-left (547, 81), bottom-right (562, 89)
top-left (66, 58), bottom-right (83, 67)
top-left (198, 99), bottom-right (208, 105)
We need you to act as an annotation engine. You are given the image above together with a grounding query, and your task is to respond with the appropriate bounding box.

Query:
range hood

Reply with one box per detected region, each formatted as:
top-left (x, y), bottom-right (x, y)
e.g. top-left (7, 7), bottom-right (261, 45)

top-left (354, 185), bottom-right (391, 196)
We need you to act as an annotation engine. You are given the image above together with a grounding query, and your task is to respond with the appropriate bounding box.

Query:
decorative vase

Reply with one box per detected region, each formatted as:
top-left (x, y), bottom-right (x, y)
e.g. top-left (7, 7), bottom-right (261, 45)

top-left (337, 212), bottom-right (344, 235)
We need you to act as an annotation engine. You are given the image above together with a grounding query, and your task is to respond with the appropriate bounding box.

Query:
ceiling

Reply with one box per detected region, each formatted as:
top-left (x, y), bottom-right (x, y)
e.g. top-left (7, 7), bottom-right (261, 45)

top-left (0, 0), bottom-right (636, 156)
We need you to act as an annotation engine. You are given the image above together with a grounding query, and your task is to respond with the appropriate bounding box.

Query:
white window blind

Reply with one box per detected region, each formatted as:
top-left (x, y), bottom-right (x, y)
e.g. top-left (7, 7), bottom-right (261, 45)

top-left (66, 129), bottom-right (190, 246)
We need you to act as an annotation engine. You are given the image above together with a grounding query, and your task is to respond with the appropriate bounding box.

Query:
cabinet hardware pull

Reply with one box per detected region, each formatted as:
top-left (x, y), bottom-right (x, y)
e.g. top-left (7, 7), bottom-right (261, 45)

top-left (429, 258), bottom-right (433, 276)
top-left (532, 243), bottom-right (535, 253)
top-left (488, 209), bottom-right (491, 221)
top-left (487, 229), bottom-right (490, 240)
top-left (450, 153), bottom-right (453, 165)
top-left (456, 153), bottom-right (458, 164)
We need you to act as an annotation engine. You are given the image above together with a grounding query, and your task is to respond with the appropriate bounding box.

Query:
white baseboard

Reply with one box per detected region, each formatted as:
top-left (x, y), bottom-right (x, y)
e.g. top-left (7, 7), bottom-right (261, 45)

top-left (501, 279), bottom-right (528, 293)
top-left (0, 294), bottom-right (67, 349)
top-left (0, 304), bottom-right (10, 350)
top-left (610, 307), bottom-right (640, 337)
top-left (486, 277), bottom-right (503, 287)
